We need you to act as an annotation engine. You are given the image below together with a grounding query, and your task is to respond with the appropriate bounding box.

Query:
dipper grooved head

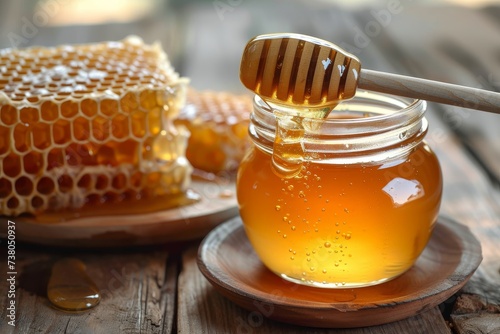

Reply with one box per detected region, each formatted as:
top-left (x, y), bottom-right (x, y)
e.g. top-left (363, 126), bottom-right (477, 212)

top-left (240, 33), bottom-right (361, 110)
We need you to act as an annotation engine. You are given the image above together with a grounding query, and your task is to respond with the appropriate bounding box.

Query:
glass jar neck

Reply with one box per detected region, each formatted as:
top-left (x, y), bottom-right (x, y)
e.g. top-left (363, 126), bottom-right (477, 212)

top-left (248, 91), bottom-right (428, 165)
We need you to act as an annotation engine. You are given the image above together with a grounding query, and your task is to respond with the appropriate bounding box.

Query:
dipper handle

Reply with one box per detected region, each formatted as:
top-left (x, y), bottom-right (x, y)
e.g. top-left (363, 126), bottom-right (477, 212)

top-left (358, 69), bottom-right (500, 114)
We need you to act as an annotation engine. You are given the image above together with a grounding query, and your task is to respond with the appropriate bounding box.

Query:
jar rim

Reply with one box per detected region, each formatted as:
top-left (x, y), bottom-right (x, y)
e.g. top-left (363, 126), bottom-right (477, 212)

top-left (253, 91), bottom-right (426, 134)
top-left (249, 90), bottom-right (428, 164)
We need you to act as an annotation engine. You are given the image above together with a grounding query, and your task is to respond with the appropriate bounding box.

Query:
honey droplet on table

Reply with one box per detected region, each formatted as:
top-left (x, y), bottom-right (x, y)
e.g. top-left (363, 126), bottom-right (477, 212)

top-left (47, 258), bottom-right (100, 311)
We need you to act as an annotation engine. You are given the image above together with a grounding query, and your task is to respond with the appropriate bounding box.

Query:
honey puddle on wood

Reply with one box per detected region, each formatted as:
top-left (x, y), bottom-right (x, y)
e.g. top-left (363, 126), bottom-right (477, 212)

top-left (31, 189), bottom-right (200, 223)
top-left (47, 258), bottom-right (100, 311)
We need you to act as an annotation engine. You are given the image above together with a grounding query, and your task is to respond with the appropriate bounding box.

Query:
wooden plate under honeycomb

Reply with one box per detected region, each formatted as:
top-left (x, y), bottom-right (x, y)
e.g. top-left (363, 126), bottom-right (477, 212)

top-left (7, 179), bottom-right (237, 247)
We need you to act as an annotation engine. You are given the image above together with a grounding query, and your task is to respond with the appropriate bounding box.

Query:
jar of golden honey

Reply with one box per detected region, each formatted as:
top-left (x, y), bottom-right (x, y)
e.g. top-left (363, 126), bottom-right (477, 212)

top-left (236, 91), bottom-right (442, 288)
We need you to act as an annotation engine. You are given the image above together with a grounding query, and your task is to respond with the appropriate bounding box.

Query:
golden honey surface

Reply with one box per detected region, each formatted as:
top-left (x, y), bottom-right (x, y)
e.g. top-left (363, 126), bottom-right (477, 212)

top-left (240, 33), bottom-right (361, 110)
top-left (0, 37), bottom-right (191, 217)
top-left (237, 144), bottom-right (442, 287)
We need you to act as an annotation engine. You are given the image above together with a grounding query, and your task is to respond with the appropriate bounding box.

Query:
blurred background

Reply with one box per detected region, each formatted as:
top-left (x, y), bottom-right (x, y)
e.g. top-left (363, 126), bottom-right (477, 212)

top-left (0, 0), bottom-right (499, 92)
top-left (0, 0), bottom-right (499, 180)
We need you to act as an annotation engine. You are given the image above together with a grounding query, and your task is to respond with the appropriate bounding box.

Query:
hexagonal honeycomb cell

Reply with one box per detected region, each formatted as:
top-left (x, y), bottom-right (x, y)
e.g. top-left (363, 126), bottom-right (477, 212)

top-left (0, 36), bottom-right (190, 216)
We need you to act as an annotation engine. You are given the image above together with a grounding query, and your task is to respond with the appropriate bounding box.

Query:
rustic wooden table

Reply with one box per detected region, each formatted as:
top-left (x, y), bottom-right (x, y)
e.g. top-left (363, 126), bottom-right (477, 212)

top-left (1, 1), bottom-right (499, 333)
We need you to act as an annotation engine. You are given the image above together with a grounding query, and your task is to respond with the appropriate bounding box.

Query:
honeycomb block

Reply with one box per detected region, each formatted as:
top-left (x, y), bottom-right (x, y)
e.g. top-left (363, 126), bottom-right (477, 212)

top-left (176, 90), bottom-right (252, 173)
top-left (0, 36), bottom-right (191, 216)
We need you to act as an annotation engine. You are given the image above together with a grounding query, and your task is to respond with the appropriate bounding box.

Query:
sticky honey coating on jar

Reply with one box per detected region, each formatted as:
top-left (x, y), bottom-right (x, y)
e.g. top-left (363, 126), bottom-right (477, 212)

top-left (237, 143), bottom-right (442, 287)
top-left (0, 36), bottom-right (192, 217)
top-left (239, 33), bottom-right (361, 113)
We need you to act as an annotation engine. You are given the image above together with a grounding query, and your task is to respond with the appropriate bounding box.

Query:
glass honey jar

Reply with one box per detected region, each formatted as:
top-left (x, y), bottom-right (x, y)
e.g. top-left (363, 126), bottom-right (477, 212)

top-left (236, 91), bottom-right (442, 288)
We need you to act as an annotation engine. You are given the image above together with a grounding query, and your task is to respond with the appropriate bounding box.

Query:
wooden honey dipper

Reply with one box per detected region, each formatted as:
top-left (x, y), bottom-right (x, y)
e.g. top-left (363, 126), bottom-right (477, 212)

top-left (240, 33), bottom-right (500, 115)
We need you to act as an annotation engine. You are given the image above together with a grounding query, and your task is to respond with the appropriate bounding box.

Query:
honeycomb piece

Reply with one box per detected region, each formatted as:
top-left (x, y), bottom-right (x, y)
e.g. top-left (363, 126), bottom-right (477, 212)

top-left (0, 36), bottom-right (191, 217)
top-left (176, 90), bottom-right (252, 173)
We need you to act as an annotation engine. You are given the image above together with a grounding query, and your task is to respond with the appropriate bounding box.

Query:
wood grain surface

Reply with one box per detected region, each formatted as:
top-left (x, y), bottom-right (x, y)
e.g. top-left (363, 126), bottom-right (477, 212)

top-left (0, 246), bottom-right (178, 334)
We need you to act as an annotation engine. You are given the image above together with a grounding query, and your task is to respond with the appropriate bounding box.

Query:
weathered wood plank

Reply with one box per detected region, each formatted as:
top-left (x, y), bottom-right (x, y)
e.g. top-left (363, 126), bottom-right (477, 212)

top-left (178, 246), bottom-right (451, 334)
top-left (450, 293), bottom-right (500, 333)
top-left (0, 244), bottom-right (175, 334)
top-left (451, 313), bottom-right (500, 334)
